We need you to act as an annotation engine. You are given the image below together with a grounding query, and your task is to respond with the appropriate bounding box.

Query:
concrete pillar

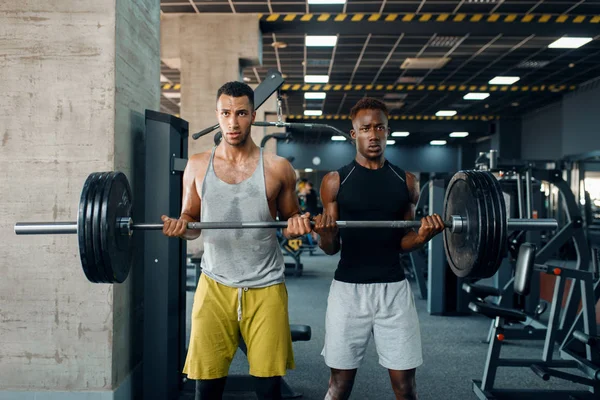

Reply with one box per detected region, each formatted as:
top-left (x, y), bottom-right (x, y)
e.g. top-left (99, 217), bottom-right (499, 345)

top-left (0, 0), bottom-right (160, 397)
top-left (161, 14), bottom-right (262, 156)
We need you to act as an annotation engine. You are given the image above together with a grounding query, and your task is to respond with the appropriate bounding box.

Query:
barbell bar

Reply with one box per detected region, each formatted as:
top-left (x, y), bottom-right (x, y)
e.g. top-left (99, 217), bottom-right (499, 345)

top-left (14, 170), bottom-right (558, 283)
top-left (15, 217), bottom-right (556, 235)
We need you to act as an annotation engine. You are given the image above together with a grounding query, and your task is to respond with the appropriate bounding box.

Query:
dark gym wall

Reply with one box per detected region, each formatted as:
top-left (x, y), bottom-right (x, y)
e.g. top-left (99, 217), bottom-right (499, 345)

top-left (277, 142), bottom-right (461, 173)
top-left (521, 81), bottom-right (600, 159)
top-left (562, 82), bottom-right (600, 155)
top-left (521, 102), bottom-right (564, 160)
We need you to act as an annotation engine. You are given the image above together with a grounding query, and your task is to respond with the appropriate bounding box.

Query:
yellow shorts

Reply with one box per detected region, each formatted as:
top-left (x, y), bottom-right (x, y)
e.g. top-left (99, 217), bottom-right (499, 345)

top-left (183, 274), bottom-right (295, 379)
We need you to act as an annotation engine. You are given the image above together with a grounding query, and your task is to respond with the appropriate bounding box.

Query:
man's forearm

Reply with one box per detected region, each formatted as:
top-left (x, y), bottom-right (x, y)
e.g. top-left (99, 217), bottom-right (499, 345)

top-left (318, 233), bottom-right (341, 255)
top-left (400, 231), bottom-right (427, 253)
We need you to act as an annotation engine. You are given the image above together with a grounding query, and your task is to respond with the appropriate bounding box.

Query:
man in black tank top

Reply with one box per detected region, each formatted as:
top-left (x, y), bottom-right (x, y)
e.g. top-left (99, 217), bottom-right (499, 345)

top-left (314, 98), bottom-right (445, 400)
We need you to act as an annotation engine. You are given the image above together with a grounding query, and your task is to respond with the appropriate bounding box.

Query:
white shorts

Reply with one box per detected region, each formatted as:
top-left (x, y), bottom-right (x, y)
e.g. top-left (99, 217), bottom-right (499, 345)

top-left (321, 279), bottom-right (423, 371)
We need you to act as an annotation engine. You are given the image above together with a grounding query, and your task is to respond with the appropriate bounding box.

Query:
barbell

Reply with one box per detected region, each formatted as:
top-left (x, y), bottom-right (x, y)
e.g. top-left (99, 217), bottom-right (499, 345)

top-left (14, 170), bottom-right (557, 283)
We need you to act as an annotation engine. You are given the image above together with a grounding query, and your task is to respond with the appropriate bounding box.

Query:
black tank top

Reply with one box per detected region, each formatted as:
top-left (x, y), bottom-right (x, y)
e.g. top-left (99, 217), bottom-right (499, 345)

top-left (336, 159), bottom-right (410, 283)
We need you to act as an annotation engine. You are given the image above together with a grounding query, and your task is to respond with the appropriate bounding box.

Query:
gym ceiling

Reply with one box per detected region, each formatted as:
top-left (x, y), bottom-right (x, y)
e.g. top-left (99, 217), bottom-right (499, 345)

top-left (159, 0), bottom-right (600, 145)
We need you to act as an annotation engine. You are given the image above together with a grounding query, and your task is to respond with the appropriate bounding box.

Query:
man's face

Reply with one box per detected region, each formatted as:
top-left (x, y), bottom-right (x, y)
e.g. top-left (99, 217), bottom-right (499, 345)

top-left (350, 108), bottom-right (390, 160)
top-left (216, 94), bottom-right (256, 147)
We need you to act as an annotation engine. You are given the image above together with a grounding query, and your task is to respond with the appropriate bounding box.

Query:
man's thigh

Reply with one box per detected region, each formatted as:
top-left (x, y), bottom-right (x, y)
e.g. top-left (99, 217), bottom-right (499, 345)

top-left (240, 282), bottom-right (295, 377)
top-left (322, 280), bottom-right (374, 370)
top-left (373, 280), bottom-right (423, 371)
top-left (184, 274), bottom-right (240, 380)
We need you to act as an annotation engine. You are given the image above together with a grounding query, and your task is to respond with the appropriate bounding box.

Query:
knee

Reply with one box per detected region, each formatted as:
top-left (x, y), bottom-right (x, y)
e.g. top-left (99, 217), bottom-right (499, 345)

top-left (392, 379), bottom-right (417, 400)
top-left (326, 376), bottom-right (354, 400)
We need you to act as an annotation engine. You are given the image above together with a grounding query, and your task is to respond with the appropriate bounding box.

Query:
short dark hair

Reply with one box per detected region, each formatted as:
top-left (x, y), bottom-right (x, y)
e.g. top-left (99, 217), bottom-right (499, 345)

top-left (349, 97), bottom-right (389, 121)
top-left (216, 81), bottom-right (255, 110)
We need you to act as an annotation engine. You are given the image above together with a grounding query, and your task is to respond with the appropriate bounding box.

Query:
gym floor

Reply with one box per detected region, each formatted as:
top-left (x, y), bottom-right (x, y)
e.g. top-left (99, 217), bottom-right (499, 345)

top-left (182, 251), bottom-right (589, 400)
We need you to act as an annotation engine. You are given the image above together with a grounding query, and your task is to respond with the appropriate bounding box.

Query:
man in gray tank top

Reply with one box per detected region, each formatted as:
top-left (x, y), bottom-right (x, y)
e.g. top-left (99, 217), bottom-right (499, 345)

top-left (162, 81), bottom-right (312, 400)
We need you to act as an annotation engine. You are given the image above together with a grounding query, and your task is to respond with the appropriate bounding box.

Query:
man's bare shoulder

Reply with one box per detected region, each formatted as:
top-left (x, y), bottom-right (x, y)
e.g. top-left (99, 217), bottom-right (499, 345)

top-left (263, 152), bottom-right (294, 178)
top-left (263, 152), bottom-right (290, 167)
top-left (321, 171), bottom-right (340, 201)
top-left (322, 171), bottom-right (340, 183)
top-left (405, 171), bottom-right (419, 202)
top-left (405, 171), bottom-right (417, 184)
top-left (187, 151), bottom-right (212, 169)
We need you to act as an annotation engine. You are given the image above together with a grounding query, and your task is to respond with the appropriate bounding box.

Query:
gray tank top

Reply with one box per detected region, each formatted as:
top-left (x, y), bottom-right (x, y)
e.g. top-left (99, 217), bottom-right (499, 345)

top-left (200, 146), bottom-right (285, 288)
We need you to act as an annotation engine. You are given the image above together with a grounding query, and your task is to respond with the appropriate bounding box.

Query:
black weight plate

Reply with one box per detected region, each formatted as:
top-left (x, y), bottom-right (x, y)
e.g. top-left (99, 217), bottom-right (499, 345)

top-left (98, 171), bottom-right (117, 283)
top-left (92, 172), bottom-right (112, 283)
top-left (466, 170), bottom-right (494, 278)
top-left (100, 171), bottom-right (133, 283)
top-left (443, 171), bottom-right (487, 278)
top-left (470, 171), bottom-right (500, 279)
top-left (79, 172), bottom-right (101, 283)
top-left (481, 171), bottom-right (508, 277)
top-left (85, 173), bottom-right (103, 283)
top-left (497, 176), bottom-right (508, 266)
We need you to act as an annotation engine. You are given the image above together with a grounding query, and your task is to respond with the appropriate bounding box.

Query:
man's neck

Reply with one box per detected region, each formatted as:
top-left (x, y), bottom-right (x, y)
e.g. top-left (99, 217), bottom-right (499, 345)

top-left (219, 139), bottom-right (259, 163)
top-left (355, 154), bottom-right (385, 170)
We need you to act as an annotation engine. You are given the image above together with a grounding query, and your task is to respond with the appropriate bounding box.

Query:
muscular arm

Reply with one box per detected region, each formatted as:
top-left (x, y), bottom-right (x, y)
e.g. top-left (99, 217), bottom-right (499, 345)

top-left (400, 172), bottom-right (426, 252)
top-left (317, 172), bottom-right (341, 255)
top-left (178, 154), bottom-right (205, 240)
top-left (275, 159), bottom-right (304, 239)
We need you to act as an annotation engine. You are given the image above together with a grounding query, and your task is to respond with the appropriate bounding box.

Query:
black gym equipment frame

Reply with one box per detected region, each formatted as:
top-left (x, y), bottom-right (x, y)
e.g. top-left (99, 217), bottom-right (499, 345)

top-left (468, 155), bottom-right (598, 399)
top-left (471, 257), bottom-right (600, 400)
top-left (143, 110), bottom-right (189, 399)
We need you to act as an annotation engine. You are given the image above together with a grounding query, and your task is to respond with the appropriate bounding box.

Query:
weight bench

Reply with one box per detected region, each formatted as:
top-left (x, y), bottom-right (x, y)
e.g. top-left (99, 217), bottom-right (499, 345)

top-left (470, 243), bottom-right (600, 399)
top-left (225, 324), bottom-right (312, 398)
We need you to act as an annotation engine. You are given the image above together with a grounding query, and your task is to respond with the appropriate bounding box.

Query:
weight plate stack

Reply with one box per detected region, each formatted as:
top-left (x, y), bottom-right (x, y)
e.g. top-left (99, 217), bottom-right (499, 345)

top-left (100, 171), bottom-right (133, 284)
top-left (443, 171), bottom-right (488, 278)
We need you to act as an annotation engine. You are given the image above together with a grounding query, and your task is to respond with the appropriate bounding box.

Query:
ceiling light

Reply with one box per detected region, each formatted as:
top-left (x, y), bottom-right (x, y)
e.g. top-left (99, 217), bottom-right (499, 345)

top-left (511, 102), bottom-right (520, 107)
top-left (449, 132), bottom-right (469, 138)
top-left (243, 76), bottom-right (251, 82)
top-left (436, 110), bottom-right (457, 117)
top-left (271, 41), bottom-right (288, 49)
top-left (401, 57), bottom-right (451, 70)
top-left (163, 92), bottom-right (181, 99)
top-left (306, 36), bottom-right (338, 47)
top-left (517, 60), bottom-right (551, 69)
top-left (548, 37), bottom-right (593, 49)
top-left (430, 36), bottom-right (463, 48)
top-left (307, 0), bottom-right (346, 4)
top-left (304, 75), bottom-right (329, 83)
top-left (430, 140), bottom-right (447, 146)
top-left (386, 140), bottom-right (396, 145)
top-left (305, 168), bottom-right (314, 172)
top-left (396, 76), bottom-right (423, 84)
top-left (383, 93), bottom-right (407, 100)
top-left (304, 92), bottom-right (327, 100)
top-left (304, 110), bottom-right (323, 116)
top-left (392, 131), bottom-right (410, 137)
top-left (463, 92), bottom-right (490, 100)
top-left (489, 76), bottom-right (520, 85)
top-left (331, 135), bottom-right (347, 141)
